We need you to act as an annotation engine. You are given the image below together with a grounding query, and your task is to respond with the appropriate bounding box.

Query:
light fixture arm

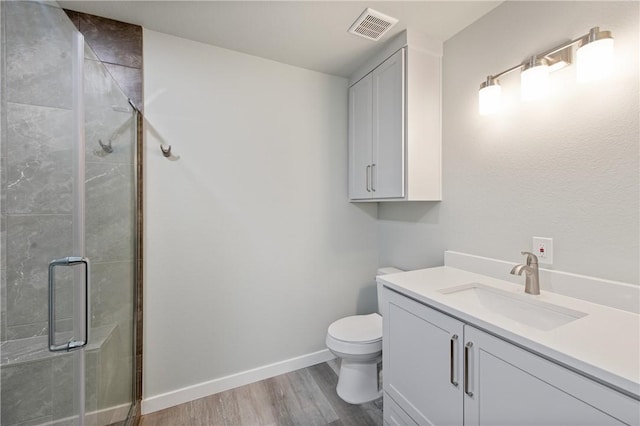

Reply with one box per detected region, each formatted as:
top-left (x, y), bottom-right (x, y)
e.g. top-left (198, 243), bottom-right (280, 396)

top-left (540, 26), bottom-right (609, 58)
top-left (490, 63), bottom-right (524, 82)
top-left (538, 38), bottom-right (581, 58)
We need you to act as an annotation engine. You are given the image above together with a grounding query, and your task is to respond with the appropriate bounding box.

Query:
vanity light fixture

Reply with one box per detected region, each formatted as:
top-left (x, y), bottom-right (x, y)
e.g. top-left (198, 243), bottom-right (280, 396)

top-left (577, 27), bottom-right (614, 82)
top-left (520, 56), bottom-right (550, 101)
top-left (479, 76), bottom-right (501, 116)
top-left (478, 26), bottom-right (614, 115)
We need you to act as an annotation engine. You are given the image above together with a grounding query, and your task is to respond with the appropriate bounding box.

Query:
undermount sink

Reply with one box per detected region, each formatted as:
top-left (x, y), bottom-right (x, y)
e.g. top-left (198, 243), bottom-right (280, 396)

top-left (438, 283), bottom-right (587, 331)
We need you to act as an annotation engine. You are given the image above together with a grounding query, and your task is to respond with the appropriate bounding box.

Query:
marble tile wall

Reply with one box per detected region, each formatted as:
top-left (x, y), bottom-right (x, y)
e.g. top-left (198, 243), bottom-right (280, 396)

top-left (1, 1), bottom-right (141, 424)
top-left (5, 1), bottom-right (75, 110)
top-left (1, 357), bottom-right (53, 425)
top-left (6, 214), bottom-right (74, 339)
top-left (64, 9), bottom-right (143, 111)
top-left (6, 103), bottom-right (73, 214)
top-left (1, 5), bottom-right (78, 423)
top-left (2, 0), bottom-right (77, 342)
top-left (1, 327), bottom-right (121, 426)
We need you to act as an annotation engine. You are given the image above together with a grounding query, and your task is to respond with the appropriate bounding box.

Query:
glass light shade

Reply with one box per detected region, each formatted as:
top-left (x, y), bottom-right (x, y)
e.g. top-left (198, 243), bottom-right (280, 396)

top-left (521, 64), bottom-right (550, 101)
top-left (479, 84), bottom-right (501, 116)
top-left (577, 38), bottom-right (614, 82)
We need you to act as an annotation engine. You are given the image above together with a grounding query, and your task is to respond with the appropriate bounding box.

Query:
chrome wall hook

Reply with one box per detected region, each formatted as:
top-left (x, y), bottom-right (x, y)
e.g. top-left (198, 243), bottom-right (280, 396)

top-left (98, 139), bottom-right (113, 154)
top-left (160, 144), bottom-right (172, 157)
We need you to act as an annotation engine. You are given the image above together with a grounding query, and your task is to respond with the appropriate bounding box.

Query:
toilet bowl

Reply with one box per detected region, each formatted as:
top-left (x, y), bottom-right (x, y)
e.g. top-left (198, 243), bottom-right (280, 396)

top-left (325, 267), bottom-right (403, 404)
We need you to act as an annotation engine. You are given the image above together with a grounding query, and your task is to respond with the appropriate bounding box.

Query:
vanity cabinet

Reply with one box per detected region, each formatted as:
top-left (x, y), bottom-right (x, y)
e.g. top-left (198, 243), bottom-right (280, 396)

top-left (383, 287), bottom-right (638, 426)
top-left (348, 31), bottom-right (441, 202)
top-left (383, 287), bottom-right (463, 425)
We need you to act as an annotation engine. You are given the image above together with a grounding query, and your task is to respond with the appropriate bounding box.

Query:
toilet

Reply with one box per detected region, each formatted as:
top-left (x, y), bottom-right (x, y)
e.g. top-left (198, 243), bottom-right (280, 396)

top-left (325, 267), bottom-right (403, 404)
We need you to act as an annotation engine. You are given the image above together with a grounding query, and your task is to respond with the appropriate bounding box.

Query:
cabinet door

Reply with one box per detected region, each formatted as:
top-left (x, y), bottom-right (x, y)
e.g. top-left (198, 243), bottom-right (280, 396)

top-left (383, 288), bottom-right (464, 425)
top-left (464, 326), bottom-right (638, 426)
top-left (372, 48), bottom-right (405, 199)
top-left (348, 73), bottom-right (373, 200)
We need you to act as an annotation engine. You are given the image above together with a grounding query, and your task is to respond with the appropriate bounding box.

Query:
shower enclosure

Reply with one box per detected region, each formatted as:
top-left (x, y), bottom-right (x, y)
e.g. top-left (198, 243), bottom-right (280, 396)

top-left (1, 1), bottom-right (138, 425)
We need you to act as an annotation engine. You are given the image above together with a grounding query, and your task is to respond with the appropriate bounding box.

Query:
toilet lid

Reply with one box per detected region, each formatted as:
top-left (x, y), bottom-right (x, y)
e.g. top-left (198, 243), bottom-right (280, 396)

top-left (328, 313), bottom-right (382, 344)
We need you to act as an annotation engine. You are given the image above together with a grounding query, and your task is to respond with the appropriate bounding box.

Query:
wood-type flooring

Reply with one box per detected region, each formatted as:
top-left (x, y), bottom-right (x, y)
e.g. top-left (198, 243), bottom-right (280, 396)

top-left (140, 360), bottom-right (383, 426)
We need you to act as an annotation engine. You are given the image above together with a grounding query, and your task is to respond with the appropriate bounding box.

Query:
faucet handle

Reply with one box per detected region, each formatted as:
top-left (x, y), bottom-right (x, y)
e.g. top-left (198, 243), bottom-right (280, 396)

top-left (520, 251), bottom-right (538, 265)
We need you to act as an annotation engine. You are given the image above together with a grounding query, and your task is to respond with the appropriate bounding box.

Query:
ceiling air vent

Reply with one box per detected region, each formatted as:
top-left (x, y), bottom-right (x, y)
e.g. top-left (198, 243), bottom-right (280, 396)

top-left (348, 8), bottom-right (398, 41)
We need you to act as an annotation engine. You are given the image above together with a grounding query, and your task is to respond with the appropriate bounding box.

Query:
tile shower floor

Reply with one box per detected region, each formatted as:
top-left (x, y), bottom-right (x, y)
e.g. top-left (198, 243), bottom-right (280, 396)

top-left (140, 360), bottom-right (383, 426)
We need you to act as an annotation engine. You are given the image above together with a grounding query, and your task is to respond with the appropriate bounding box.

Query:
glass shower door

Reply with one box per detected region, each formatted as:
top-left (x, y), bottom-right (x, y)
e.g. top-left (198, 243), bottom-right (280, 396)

top-left (83, 44), bottom-right (137, 426)
top-left (2, 2), bottom-right (85, 425)
top-left (1, 2), bottom-right (136, 425)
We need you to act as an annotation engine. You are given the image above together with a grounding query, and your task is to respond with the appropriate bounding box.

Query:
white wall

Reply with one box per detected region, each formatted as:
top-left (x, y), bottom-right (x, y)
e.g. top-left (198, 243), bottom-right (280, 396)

top-left (142, 1), bottom-right (639, 410)
top-left (143, 30), bottom-right (379, 404)
top-left (379, 1), bottom-right (639, 285)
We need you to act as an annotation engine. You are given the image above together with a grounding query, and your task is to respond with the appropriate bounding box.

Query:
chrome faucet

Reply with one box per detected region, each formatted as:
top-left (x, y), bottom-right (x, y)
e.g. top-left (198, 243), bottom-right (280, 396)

top-left (510, 251), bottom-right (540, 295)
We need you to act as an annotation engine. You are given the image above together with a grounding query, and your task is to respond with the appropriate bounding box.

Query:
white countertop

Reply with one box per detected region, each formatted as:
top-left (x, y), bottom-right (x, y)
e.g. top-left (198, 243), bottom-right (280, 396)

top-left (378, 266), bottom-right (640, 399)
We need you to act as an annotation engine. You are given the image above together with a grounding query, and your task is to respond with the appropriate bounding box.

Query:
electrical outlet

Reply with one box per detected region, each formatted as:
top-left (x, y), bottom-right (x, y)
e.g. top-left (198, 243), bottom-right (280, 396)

top-left (533, 237), bottom-right (553, 265)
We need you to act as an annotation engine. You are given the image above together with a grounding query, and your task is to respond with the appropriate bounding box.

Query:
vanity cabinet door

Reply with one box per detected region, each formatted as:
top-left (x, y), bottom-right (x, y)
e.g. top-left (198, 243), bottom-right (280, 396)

top-left (464, 325), bottom-right (637, 426)
top-left (383, 288), bottom-right (464, 426)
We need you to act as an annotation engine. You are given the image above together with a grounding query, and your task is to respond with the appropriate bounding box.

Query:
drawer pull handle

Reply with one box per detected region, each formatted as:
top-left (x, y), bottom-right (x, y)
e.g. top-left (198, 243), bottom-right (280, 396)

top-left (371, 163), bottom-right (376, 192)
top-left (464, 341), bottom-right (474, 397)
top-left (366, 165), bottom-right (371, 192)
top-left (450, 334), bottom-right (458, 387)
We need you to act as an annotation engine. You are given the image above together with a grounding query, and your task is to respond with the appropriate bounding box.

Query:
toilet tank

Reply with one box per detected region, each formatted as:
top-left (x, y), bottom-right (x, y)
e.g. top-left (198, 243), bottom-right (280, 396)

top-left (376, 267), bottom-right (403, 315)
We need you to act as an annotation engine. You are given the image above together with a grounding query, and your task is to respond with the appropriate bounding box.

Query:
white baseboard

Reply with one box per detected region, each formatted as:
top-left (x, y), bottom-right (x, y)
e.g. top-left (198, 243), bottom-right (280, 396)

top-left (444, 251), bottom-right (639, 314)
top-left (141, 348), bottom-right (336, 415)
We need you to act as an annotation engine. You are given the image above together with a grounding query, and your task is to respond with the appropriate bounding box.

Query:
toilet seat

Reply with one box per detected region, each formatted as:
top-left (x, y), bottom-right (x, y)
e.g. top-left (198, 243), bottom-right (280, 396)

top-left (326, 313), bottom-right (382, 356)
top-left (328, 313), bottom-right (382, 343)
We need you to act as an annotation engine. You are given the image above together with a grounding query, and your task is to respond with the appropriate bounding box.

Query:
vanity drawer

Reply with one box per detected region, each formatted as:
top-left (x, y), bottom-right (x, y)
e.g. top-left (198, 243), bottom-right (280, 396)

top-left (383, 392), bottom-right (419, 426)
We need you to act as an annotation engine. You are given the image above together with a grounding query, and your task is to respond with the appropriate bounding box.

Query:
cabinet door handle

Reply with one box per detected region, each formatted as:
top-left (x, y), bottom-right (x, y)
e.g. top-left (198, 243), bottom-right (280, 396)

top-left (366, 165), bottom-right (371, 192)
top-left (464, 342), bottom-right (474, 397)
top-left (450, 334), bottom-right (459, 387)
top-left (371, 163), bottom-right (376, 192)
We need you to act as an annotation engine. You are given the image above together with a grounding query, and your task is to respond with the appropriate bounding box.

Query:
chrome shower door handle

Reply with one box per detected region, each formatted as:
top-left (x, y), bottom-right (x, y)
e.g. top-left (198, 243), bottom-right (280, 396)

top-left (48, 256), bottom-right (90, 352)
